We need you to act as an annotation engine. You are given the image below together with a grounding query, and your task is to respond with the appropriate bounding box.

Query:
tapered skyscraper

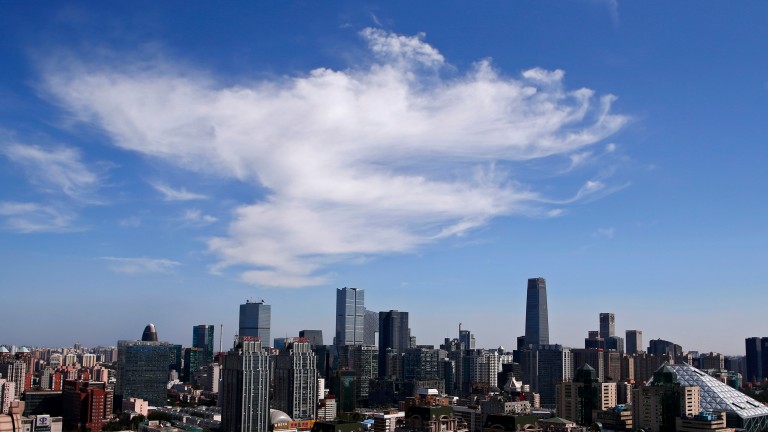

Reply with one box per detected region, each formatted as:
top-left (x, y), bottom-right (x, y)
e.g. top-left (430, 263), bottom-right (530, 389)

top-left (524, 277), bottom-right (549, 347)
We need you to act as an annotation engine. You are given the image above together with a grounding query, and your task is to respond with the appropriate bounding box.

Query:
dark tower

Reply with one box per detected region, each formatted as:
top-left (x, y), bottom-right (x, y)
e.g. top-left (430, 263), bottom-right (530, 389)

top-left (141, 323), bottom-right (158, 342)
top-left (599, 313), bottom-right (615, 339)
top-left (524, 278), bottom-right (549, 347)
top-left (192, 324), bottom-right (215, 364)
top-left (378, 310), bottom-right (409, 378)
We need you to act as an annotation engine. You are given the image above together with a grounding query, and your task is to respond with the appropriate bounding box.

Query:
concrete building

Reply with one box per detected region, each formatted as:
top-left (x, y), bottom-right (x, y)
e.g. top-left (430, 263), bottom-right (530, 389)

top-left (273, 341), bottom-right (317, 420)
top-left (556, 364), bottom-right (616, 426)
top-left (220, 337), bottom-right (270, 432)
top-left (633, 365), bottom-right (702, 432)
top-left (0, 361), bottom-right (26, 400)
top-left (61, 380), bottom-right (113, 432)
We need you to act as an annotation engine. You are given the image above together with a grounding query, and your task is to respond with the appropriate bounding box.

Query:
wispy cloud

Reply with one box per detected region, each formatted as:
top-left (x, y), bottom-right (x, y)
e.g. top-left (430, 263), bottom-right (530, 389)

top-left (593, 227), bottom-right (615, 239)
top-left (100, 256), bottom-right (181, 274)
top-left (0, 201), bottom-right (77, 233)
top-left (152, 183), bottom-right (207, 201)
top-left (44, 28), bottom-right (629, 288)
top-left (180, 209), bottom-right (217, 226)
top-left (0, 142), bottom-right (104, 202)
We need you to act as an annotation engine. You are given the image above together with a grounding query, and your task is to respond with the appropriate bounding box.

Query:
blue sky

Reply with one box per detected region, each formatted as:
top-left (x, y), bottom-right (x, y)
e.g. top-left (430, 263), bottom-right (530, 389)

top-left (1, 2), bottom-right (766, 355)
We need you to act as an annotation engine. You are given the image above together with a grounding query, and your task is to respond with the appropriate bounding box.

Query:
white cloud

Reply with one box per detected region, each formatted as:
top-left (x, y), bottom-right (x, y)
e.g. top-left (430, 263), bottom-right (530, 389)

top-left (594, 227), bottom-right (616, 239)
top-left (0, 143), bottom-right (103, 201)
top-left (152, 183), bottom-right (207, 201)
top-left (0, 201), bottom-right (76, 232)
top-left (180, 209), bottom-right (217, 226)
top-left (43, 28), bottom-right (629, 287)
top-left (100, 256), bottom-right (181, 274)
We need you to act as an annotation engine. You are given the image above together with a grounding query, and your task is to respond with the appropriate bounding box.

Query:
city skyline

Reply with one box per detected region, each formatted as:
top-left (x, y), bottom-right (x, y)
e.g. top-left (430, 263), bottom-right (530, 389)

top-left (1, 2), bottom-right (767, 354)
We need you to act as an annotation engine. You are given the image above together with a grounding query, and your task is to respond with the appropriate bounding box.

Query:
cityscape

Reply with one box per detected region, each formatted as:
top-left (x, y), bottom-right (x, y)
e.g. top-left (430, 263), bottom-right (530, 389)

top-left (1, 282), bottom-right (767, 432)
top-left (2, 2), bottom-right (768, 432)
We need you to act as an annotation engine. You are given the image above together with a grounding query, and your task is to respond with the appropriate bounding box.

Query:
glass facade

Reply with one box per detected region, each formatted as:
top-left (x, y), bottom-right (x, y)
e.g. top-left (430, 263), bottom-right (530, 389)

top-left (116, 340), bottom-right (182, 406)
top-left (648, 363), bottom-right (768, 432)
top-left (335, 288), bottom-right (365, 346)
top-left (239, 301), bottom-right (271, 347)
top-left (524, 278), bottom-right (549, 347)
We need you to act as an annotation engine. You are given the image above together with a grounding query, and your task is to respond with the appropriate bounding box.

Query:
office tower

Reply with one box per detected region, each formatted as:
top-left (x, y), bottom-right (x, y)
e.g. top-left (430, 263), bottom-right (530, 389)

top-left (62, 380), bottom-right (113, 432)
top-left (0, 360), bottom-right (26, 399)
top-left (183, 348), bottom-right (205, 382)
top-left (239, 300), bottom-right (271, 347)
top-left (599, 313), bottom-right (615, 339)
top-left (343, 345), bottom-right (378, 404)
top-left (524, 278), bottom-right (549, 347)
top-left (459, 329), bottom-right (476, 350)
top-left (221, 337), bottom-right (270, 432)
top-left (626, 330), bottom-right (643, 355)
top-left (536, 345), bottom-right (572, 408)
top-left (404, 347), bottom-right (441, 382)
top-left (605, 336), bottom-right (625, 353)
top-left (192, 325), bottom-right (215, 364)
top-left (335, 288), bottom-right (365, 346)
top-left (700, 352), bottom-right (725, 370)
top-left (745, 337), bottom-right (768, 383)
top-left (141, 323), bottom-right (158, 342)
top-left (378, 311), bottom-right (410, 378)
top-left (116, 337), bottom-right (181, 407)
top-left (633, 365), bottom-right (702, 432)
top-left (331, 370), bottom-right (357, 413)
top-left (273, 341), bottom-right (317, 420)
top-left (571, 349), bottom-right (605, 383)
top-left (364, 310), bottom-right (379, 346)
top-left (440, 338), bottom-right (464, 396)
top-left (557, 364), bottom-right (617, 426)
top-left (298, 330), bottom-right (323, 347)
top-left (648, 339), bottom-right (683, 358)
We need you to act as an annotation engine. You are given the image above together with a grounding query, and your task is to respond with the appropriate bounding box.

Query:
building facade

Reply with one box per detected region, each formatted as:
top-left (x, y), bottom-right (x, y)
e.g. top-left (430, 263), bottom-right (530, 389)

top-left (221, 338), bottom-right (270, 432)
top-left (524, 278), bottom-right (549, 348)
top-left (192, 325), bottom-right (215, 364)
top-left (239, 301), bottom-right (271, 347)
top-left (336, 288), bottom-right (366, 346)
top-left (273, 341), bottom-right (317, 420)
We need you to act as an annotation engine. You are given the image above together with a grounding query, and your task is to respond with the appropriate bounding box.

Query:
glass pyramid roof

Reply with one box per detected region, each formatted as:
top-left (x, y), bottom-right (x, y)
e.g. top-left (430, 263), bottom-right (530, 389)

top-left (647, 363), bottom-right (768, 419)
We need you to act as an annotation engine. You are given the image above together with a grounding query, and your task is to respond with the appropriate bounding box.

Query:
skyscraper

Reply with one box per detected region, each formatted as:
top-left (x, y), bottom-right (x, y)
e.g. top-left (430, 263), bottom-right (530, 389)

top-left (273, 341), bottom-right (317, 420)
top-left (141, 323), bottom-right (158, 342)
top-left (221, 337), bottom-right (270, 432)
top-left (239, 300), bottom-right (271, 347)
top-left (524, 277), bottom-right (549, 347)
top-left (599, 313), bottom-right (615, 339)
top-left (626, 330), bottom-right (643, 355)
top-left (193, 324), bottom-right (215, 364)
top-left (335, 288), bottom-right (365, 346)
top-left (116, 337), bottom-right (182, 406)
top-left (745, 337), bottom-right (768, 383)
top-left (378, 310), bottom-right (410, 378)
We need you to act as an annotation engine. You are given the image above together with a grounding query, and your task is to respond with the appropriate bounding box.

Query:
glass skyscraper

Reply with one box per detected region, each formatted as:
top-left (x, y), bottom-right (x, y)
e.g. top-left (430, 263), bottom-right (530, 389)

top-left (192, 324), bottom-right (215, 364)
top-left (378, 310), bottom-right (409, 378)
top-left (335, 287), bottom-right (365, 346)
top-left (239, 301), bottom-right (271, 347)
top-left (524, 277), bottom-right (549, 347)
top-left (116, 339), bottom-right (182, 406)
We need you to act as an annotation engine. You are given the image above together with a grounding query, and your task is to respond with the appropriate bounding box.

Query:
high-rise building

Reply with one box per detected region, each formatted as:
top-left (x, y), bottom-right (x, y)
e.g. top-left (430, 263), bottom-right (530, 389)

top-left (273, 341), bottom-right (317, 420)
top-left (535, 345), bottom-right (572, 408)
top-left (239, 301), bottom-right (271, 347)
top-left (599, 313), bottom-right (615, 339)
top-left (364, 310), bottom-right (379, 346)
top-left (626, 330), bottom-right (643, 355)
top-left (62, 380), bottom-right (113, 432)
top-left (378, 311), bottom-right (410, 378)
top-left (745, 337), bottom-right (768, 383)
top-left (298, 330), bottom-right (323, 347)
top-left (341, 345), bottom-right (378, 404)
top-left (0, 360), bottom-right (26, 399)
top-left (116, 338), bottom-right (182, 407)
top-left (192, 325), bottom-right (215, 364)
top-left (335, 288), bottom-right (365, 346)
top-left (557, 364), bottom-right (617, 426)
top-left (648, 339), bottom-right (683, 358)
top-left (459, 329), bottom-right (476, 350)
top-left (524, 278), bottom-right (549, 347)
top-left (221, 337), bottom-right (270, 432)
